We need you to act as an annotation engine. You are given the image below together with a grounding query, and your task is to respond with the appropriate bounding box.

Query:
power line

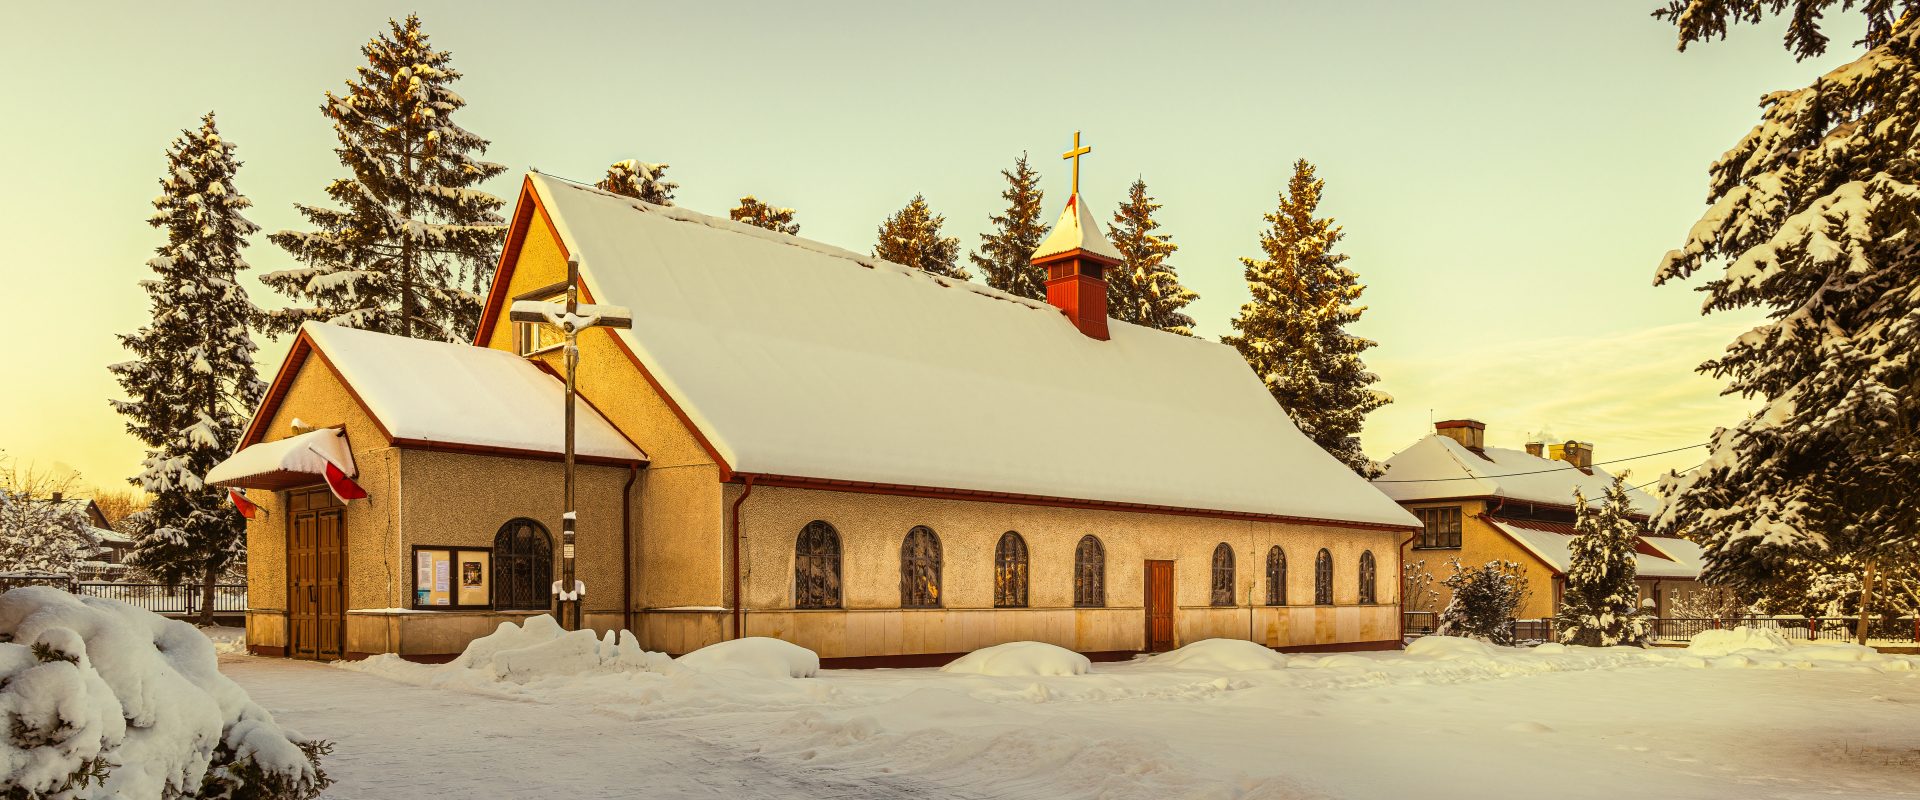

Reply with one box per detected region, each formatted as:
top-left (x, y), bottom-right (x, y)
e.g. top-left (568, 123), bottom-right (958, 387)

top-left (1372, 442), bottom-right (1708, 483)
top-left (1632, 462), bottom-right (1704, 493)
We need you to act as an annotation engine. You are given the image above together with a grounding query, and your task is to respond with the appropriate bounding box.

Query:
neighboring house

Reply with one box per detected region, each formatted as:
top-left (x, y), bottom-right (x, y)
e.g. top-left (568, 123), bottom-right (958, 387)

top-left (209, 171), bottom-right (1420, 664)
top-left (1375, 420), bottom-right (1702, 620)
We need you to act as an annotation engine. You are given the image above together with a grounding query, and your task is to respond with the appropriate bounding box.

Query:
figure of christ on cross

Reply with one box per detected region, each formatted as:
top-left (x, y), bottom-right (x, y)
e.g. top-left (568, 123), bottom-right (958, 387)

top-left (508, 256), bottom-right (632, 631)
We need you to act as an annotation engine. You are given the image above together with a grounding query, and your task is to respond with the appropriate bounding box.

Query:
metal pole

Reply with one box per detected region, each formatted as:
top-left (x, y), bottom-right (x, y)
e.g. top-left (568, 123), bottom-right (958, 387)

top-left (562, 260), bottom-right (580, 631)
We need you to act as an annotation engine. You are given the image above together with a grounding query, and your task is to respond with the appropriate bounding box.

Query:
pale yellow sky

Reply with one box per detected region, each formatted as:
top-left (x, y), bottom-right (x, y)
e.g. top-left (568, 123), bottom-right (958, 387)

top-left (0, 2), bottom-right (1835, 497)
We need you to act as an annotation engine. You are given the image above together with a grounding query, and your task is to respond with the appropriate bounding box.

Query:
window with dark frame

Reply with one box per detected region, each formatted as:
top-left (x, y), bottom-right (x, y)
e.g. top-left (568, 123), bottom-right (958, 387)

top-left (1415, 506), bottom-right (1463, 549)
top-left (900, 526), bottom-right (942, 608)
top-left (1314, 548), bottom-right (1335, 605)
top-left (492, 518), bottom-right (553, 611)
top-left (994, 531), bottom-right (1029, 608)
top-left (1265, 546), bottom-right (1287, 606)
top-left (795, 520), bottom-right (842, 609)
top-left (1073, 535), bottom-right (1105, 608)
top-left (1210, 542), bottom-right (1236, 607)
top-left (1358, 550), bottom-right (1377, 605)
top-left (412, 545), bottom-right (494, 610)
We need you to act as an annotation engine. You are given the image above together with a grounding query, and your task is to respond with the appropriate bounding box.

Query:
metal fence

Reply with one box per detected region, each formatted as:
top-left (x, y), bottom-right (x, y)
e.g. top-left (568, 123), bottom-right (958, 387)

top-left (1406, 615), bottom-right (1920, 645)
top-left (61, 582), bottom-right (248, 615)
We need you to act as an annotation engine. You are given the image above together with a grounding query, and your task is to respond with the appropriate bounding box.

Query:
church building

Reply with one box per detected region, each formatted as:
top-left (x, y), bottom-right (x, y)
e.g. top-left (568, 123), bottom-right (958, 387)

top-left (212, 157), bottom-right (1419, 664)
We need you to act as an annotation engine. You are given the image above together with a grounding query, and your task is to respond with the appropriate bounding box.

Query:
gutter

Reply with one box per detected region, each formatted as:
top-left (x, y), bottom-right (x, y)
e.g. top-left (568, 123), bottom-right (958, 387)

top-left (729, 475), bottom-right (755, 640)
top-left (622, 463), bottom-right (638, 637)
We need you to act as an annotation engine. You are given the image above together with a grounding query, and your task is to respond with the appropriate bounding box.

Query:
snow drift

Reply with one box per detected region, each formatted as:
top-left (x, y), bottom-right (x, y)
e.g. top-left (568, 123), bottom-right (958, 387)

top-left (0, 587), bottom-right (325, 798)
top-left (453, 614), bottom-right (672, 682)
top-left (676, 636), bottom-right (819, 679)
top-left (941, 641), bottom-right (1090, 677)
top-left (1685, 626), bottom-right (1792, 657)
top-left (1145, 639), bottom-right (1288, 671)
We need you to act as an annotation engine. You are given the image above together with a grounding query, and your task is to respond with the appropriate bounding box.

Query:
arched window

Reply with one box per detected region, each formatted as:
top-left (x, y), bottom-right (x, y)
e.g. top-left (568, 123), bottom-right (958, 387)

top-left (1210, 543), bottom-right (1236, 607)
top-left (1358, 550), bottom-right (1377, 605)
top-left (994, 531), bottom-right (1028, 608)
top-left (1265, 546), bottom-right (1287, 606)
top-left (1074, 535), bottom-right (1105, 608)
top-left (794, 520), bottom-right (842, 609)
top-left (1314, 548), bottom-right (1334, 605)
top-left (900, 526), bottom-right (942, 608)
top-left (492, 518), bottom-right (552, 611)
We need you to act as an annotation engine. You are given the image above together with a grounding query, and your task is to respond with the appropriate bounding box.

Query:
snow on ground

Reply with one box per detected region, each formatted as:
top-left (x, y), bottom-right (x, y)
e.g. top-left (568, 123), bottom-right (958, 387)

top-left (220, 626), bottom-right (1920, 799)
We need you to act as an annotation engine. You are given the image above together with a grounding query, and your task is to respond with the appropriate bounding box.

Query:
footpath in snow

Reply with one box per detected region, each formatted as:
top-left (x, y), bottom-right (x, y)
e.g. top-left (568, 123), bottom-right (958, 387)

top-left (223, 619), bottom-right (1920, 800)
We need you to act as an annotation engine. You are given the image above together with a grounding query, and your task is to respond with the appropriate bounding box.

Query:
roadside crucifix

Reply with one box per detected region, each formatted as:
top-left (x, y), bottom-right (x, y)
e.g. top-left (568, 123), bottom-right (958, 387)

top-left (509, 256), bottom-right (631, 631)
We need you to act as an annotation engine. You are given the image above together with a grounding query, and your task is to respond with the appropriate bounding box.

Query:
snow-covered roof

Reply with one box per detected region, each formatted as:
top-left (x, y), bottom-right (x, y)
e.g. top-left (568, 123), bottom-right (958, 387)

top-left (522, 174), bottom-right (1415, 528)
top-left (209, 427), bottom-right (360, 488)
top-left (240, 322), bottom-right (644, 466)
top-left (1488, 518), bottom-right (1698, 579)
top-left (1640, 536), bottom-right (1706, 575)
top-left (1374, 435), bottom-right (1660, 517)
top-left (1031, 192), bottom-right (1123, 262)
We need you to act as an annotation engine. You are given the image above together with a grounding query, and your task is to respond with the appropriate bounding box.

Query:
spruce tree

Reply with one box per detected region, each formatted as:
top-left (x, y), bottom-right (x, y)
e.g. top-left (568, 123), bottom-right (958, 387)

top-left (1108, 178), bottom-right (1198, 335)
top-left (109, 113), bottom-right (265, 625)
top-left (1651, 6), bottom-right (1920, 644)
top-left (874, 194), bottom-right (968, 280)
top-left (729, 195), bottom-right (799, 234)
top-left (599, 159), bottom-right (677, 206)
top-left (968, 154), bottom-right (1048, 299)
top-left (1557, 477), bottom-right (1651, 647)
top-left (1222, 159), bottom-right (1386, 476)
top-left (1436, 558), bottom-right (1529, 645)
top-left (264, 14), bottom-right (507, 343)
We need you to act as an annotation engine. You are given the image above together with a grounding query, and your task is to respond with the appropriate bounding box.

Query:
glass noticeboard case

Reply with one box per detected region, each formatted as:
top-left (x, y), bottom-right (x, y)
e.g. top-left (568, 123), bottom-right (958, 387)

top-left (412, 546), bottom-right (491, 610)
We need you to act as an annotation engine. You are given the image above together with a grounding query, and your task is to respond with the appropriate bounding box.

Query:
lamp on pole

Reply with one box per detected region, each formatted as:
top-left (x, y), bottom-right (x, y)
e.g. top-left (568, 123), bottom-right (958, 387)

top-left (509, 256), bottom-right (632, 631)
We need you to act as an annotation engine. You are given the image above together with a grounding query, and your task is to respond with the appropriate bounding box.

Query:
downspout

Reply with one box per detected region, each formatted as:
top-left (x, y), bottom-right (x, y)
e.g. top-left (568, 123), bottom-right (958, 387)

top-left (730, 475), bottom-right (755, 641)
top-left (621, 464), bottom-right (638, 637)
top-left (1398, 526), bottom-right (1420, 646)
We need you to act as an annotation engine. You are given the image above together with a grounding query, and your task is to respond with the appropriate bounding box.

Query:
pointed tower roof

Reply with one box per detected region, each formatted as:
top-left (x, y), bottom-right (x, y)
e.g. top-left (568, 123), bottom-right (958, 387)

top-left (1033, 192), bottom-right (1123, 262)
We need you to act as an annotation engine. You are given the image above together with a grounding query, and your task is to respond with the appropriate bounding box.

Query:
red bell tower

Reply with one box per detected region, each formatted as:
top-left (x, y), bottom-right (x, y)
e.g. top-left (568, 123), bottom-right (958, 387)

top-left (1032, 131), bottom-right (1123, 341)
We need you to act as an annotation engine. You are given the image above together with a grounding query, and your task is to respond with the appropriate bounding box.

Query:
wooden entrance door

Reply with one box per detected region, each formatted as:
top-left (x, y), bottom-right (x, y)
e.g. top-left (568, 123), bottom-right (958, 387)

top-left (286, 487), bottom-right (345, 660)
top-left (1144, 559), bottom-right (1175, 652)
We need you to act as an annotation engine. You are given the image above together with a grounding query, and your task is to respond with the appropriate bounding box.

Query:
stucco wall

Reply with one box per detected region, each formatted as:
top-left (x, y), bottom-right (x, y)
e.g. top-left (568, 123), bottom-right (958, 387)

top-left (1399, 500), bottom-right (1564, 620)
top-left (720, 483), bottom-right (1404, 657)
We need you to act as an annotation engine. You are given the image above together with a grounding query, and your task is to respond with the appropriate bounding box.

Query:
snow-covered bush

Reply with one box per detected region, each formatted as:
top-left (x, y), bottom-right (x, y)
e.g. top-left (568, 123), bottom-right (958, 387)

top-left (940, 642), bottom-right (1089, 677)
top-left (452, 615), bottom-right (673, 682)
top-left (677, 637), bottom-right (819, 679)
top-left (0, 587), bottom-right (328, 798)
top-left (1146, 639), bottom-right (1287, 671)
top-left (1437, 558), bottom-right (1529, 645)
top-left (0, 469), bottom-right (91, 577)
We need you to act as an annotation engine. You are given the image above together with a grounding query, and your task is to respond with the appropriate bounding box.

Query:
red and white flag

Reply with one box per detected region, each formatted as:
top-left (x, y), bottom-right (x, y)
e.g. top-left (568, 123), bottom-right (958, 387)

top-left (229, 488), bottom-right (262, 519)
top-left (322, 460), bottom-right (368, 504)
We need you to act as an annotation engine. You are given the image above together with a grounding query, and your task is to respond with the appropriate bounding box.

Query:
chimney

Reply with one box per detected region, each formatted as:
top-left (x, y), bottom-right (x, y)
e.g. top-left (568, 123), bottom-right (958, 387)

top-left (1434, 419), bottom-right (1485, 451)
top-left (1524, 441), bottom-right (1544, 458)
top-left (50, 492), bottom-right (62, 504)
top-left (1032, 132), bottom-right (1123, 341)
top-left (1546, 440), bottom-right (1594, 470)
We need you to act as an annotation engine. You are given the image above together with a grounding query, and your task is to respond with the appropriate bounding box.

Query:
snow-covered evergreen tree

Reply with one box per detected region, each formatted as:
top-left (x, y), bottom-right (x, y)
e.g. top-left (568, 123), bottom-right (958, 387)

top-left (109, 113), bottom-right (265, 625)
top-left (264, 14), bottom-right (507, 343)
top-left (0, 488), bottom-right (89, 576)
top-left (874, 194), bottom-right (968, 280)
top-left (599, 159), bottom-right (676, 206)
top-left (1652, 6), bottom-right (1920, 644)
top-left (1107, 178), bottom-right (1198, 336)
top-left (1222, 159), bottom-right (1386, 476)
top-left (968, 154), bottom-right (1048, 299)
top-left (729, 195), bottom-right (798, 234)
top-left (1557, 477), bottom-right (1651, 647)
top-left (1436, 558), bottom-right (1529, 645)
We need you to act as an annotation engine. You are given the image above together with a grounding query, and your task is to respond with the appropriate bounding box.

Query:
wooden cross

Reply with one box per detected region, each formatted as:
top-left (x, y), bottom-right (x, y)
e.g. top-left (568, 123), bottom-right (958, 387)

top-left (1062, 130), bottom-right (1092, 195)
top-left (508, 256), bottom-right (632, 631)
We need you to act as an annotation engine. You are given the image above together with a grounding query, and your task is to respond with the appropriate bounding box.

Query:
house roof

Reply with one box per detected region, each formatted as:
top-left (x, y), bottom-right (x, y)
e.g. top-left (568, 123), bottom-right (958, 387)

top-left (238, 322), bottom-right (645, 465)
top-left (512, 173), bottom-right (1416, 529)
top-left (1487, 517), bottom-right (1698, 579)
top-left (1374, 434), bottom-right (1660, 517)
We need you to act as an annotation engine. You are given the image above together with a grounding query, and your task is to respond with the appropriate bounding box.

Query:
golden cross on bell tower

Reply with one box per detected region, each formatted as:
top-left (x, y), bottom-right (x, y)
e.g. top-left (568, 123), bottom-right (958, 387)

top-left (1062, 130), bottom-right (1092, 195)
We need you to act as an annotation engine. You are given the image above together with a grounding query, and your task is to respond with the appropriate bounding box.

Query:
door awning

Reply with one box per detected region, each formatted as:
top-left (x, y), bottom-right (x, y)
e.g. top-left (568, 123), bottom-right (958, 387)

top-left (207, 428), bottom-right (357, 491)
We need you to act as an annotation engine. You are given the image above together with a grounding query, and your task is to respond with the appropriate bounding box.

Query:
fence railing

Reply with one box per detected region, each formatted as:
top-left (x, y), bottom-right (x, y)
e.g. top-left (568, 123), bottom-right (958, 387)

top-left (8, 582), bottom-right (250, 615)
top-left (1407, 616), bottom-right (1920, 645)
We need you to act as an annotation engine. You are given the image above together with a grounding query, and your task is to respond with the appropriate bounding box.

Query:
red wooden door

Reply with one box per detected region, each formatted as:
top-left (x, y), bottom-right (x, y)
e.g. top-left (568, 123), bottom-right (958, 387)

top-left (1144, 559), bottom-right (1175, 652)
top-left (286, 488), bottom-right (344, 660)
